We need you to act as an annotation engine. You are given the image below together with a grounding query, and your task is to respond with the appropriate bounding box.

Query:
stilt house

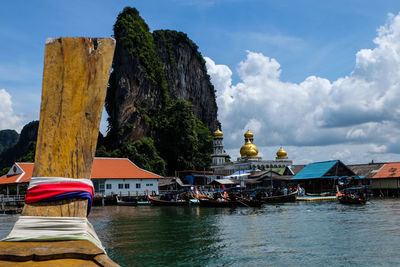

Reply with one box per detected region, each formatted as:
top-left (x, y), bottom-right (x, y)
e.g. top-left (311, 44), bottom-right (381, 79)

top-left (291, 160), bottom-right (359, 194)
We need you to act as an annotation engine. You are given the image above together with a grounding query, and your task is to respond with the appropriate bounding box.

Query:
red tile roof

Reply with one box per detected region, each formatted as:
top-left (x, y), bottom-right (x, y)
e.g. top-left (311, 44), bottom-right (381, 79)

top-left (0, 158), bottom-right (161, 185)
top-left (373, 162), bottom-right (400, 179)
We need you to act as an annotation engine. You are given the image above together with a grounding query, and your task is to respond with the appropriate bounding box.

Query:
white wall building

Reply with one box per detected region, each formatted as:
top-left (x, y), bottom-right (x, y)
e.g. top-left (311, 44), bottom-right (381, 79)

top-left (91, 158), bottom-right (162, 196)
top-left (0, 158), bottom-right (163, 197)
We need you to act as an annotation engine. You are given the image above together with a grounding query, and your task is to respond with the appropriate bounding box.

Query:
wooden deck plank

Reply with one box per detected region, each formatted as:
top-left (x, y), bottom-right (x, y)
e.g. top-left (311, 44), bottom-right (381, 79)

top-left (94, 254), bottom-right (121, 267)
top-left (0, 259), bottom-right (99, 266)
top-left (0, 240), bottom-right (103, 261)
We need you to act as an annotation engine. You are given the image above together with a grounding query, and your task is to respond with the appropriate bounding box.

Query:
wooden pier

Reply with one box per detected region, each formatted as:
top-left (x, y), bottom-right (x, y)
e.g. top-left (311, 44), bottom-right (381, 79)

top-left (0, 195), bottom-right (24, 214)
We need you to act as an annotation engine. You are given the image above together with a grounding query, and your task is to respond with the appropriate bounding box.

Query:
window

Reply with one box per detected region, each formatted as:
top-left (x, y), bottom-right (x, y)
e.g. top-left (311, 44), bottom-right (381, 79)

top-left (146, 184), bottom-right (153, 187)
top-left (118, 184), bottom-right (123, 189)
top-left (136, 183), bottom-right (141, 189)
top-left (106, 184), bottom-right (112, 189)
top-left (125, 184), bottom-right (130, 189)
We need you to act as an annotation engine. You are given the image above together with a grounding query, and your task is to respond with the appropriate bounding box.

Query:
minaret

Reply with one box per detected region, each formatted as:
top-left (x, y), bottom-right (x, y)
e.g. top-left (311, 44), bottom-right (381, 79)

top-left (211, 128), bottom-right (228, 165)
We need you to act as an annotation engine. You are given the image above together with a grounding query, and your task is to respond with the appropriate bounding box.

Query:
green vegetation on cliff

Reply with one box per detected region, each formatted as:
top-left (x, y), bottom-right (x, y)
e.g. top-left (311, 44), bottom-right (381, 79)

top-left (154, 99), bottom-right (213, 174)
top-left (97, 137), bottom-right (166, 175)
top-left (113, 6), bottom-right (167, 93)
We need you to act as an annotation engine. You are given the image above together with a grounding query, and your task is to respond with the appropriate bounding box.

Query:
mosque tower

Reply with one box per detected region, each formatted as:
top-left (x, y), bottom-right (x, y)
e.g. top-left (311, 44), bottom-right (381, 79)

top-left (211, 128), bottom-right (228, 165)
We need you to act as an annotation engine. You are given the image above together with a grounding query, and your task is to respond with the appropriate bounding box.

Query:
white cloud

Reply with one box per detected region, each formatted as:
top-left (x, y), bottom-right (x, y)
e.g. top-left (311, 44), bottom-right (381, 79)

top-left (206, 12), bottom-right (400, 163)
top-left (370, 144), bottom-right (387, 153)
top-left (0, 89), bottom-right (23, 131)
top-left (332, 149), bottom-right (351, 160)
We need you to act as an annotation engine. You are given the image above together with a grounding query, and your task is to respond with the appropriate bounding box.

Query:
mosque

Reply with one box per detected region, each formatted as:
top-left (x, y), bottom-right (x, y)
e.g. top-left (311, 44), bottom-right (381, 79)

top-left (210, 129), bottom-right (292, 176)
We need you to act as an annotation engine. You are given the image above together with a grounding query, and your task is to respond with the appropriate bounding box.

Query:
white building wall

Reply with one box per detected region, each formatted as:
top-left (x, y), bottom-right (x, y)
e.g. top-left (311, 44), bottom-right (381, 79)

top-left (103, 178), bottom-right (159, 196)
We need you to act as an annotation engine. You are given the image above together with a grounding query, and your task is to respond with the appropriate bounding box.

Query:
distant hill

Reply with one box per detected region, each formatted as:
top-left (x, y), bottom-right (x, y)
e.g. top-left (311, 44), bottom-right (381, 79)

top-left (0, 129), bottom-right (19, 153)
top-left (0, 121), bottom-right (38, 172)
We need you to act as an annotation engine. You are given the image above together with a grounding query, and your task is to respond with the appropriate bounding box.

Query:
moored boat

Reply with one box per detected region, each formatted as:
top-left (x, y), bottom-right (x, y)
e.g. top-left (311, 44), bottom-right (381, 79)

top-left (117, 199), bottom-right (137, 206)
top-left (116, 195), bottom-right (137, 206)
top-left (261, 190), bottom-right (297, 203)
top-left (337, 186), bottom-right (369, 205)
top-left (338, 195), bottom-right (367, 205)
top-left (199, 198), bottom-right (263, 208)
top-left (148, 196), bottom-right (189, 206)
top-left (296, 195), bottom-right (337, 201)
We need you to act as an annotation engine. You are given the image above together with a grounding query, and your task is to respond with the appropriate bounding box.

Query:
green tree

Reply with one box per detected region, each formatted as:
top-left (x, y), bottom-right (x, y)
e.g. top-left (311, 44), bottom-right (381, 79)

top-left (17, 141), bottom-right (36, 163)
top-left (155, 99), bottom-right (212, 175)
top-left (96, 137), bottom-right (166, 176)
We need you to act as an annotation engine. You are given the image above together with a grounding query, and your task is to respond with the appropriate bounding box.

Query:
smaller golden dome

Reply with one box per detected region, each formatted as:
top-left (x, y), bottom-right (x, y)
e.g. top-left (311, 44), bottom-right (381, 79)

top-left (276, 147), bottom-right (287, 159)
top-left (244, 129), bottom-right (254, 139)
top-left (213, 128), bottom-right (223, 137)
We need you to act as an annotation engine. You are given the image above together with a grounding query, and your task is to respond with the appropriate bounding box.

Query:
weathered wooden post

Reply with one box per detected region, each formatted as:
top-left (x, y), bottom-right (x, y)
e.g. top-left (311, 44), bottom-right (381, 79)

top-left (0, 37), bottom-right (118, 266)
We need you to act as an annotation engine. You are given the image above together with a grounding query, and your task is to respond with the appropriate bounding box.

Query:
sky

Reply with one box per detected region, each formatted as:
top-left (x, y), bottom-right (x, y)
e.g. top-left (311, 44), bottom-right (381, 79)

top-left (2, 0), bottom-right (400, 165)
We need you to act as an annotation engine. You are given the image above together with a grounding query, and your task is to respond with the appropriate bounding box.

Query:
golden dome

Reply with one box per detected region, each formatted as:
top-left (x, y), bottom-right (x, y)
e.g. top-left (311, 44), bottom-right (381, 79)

top-left (276, 147), bottom-right (288, 159)
top-left (247, 145), bottom-right (258, 157)
top-left (213, 129), bottom-right (223, 137)
top-left (244, 129), bottom-right (254, 139)
top-left (240, 141), bottom-right (251, 157)
top-left (240, 141), bottom-right (259, 157)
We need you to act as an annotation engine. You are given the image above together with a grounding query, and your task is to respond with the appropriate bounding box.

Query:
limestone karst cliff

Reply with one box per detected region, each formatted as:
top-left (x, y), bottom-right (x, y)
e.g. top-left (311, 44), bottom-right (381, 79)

top-left (105, 7), bottom-right (219, 145)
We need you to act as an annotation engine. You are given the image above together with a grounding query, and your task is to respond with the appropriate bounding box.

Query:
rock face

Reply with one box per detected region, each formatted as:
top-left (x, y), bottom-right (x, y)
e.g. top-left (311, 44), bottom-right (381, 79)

top-left (153, 30), bottom-right (218, 132)
top-left (105, 8), bottom-right (219, 144)
top-left (0, 129), bottom-right (19, 153)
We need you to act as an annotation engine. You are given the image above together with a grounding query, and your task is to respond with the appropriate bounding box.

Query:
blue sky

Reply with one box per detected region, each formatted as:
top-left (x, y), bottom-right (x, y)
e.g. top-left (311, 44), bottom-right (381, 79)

top-left (2, 0), bottom-right (400, 164)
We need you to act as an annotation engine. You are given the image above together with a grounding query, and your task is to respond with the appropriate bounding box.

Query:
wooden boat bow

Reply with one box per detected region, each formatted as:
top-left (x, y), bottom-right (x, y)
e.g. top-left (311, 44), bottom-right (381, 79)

top-left (0, 37), bottom-right (118, 266)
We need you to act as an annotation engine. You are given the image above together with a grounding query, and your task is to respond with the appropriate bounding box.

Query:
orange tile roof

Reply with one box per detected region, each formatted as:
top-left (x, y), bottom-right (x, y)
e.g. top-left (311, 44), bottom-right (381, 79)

top-left (0, 174), bottom-right (21, 185)
top-left (373, 162), bottom-right (400, 179)
top-left (0, 163), bottom-right (34, 184)
top-left (91, 158), bottom-right (161, 179)
top-left (0, 158), bottom-right (161, 185)
top-left (16, 163), bottom-right (34, 183)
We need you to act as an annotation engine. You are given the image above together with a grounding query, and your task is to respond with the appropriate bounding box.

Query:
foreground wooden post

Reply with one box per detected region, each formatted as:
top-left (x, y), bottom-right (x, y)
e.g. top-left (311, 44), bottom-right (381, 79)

top-left (0, 37), bottom-right (118, 266)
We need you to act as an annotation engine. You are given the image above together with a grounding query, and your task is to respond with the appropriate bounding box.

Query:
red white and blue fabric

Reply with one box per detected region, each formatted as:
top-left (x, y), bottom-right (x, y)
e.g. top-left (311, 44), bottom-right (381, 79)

top-left (26, 177), bottom-right (94, 215)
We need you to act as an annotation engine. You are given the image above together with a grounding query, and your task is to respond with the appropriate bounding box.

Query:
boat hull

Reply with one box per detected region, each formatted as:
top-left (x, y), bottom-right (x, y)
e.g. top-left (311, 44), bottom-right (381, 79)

top-left (148, 196), bottom-right (189, 206)
top-left (261, 191), bottom-right (297, 203)
top-left (199, 199), bottom-right (263, 208)
top-left (338, 196), bottom-right (367, 205)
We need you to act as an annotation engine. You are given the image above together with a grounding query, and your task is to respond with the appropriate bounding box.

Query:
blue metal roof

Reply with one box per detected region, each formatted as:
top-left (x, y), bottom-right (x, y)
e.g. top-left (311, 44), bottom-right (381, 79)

top-left (291, 160), bottom-right (338, 180)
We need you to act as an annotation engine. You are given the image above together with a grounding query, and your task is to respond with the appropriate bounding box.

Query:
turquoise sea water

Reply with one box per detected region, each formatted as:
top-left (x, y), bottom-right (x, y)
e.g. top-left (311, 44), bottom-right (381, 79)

top-left (1, 199), bottom-right (400, 266)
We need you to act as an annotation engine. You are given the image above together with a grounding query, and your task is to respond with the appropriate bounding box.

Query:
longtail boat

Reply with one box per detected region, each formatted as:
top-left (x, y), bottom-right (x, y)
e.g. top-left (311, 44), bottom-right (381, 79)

top-left (338, 195), bottom-right (367, 205)
top-left (199, 198), bottom-right (263, 208)
top-left (261, 191), bottom-right (297, 203)
top-left (0, 37), bottom-right (118, 266)
top-left (148, 195), bottom-right (189, 206)
top-left (337, 186), bottom-right (369, 205)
